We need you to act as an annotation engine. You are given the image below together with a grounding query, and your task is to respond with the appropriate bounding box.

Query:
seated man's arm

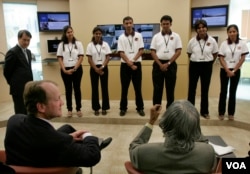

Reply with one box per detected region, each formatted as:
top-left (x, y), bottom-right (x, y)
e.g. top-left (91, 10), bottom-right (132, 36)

top-left (129, 105), bottom-right (161, 168)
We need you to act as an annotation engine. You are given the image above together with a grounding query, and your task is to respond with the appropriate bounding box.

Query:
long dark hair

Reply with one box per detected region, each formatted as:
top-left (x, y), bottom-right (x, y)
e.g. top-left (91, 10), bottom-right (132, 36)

top-left (227, 24), bottom-right (240, 44)
top-left (91, 26), bottom-right (103, 45)
top-left (60, 25), bottom-right (78, 51)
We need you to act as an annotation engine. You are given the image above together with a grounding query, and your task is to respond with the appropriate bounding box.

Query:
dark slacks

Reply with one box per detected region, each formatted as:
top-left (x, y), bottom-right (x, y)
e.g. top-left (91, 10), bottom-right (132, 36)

top-left (57, 124), bottom-right (76, 133)
top-left (188, 61), bottom-right (213, 115)
top-left (218, 68), bottom-right (240, 116)
top-left (152, 60), bottom-right (177, 109)
top-left (61, 66), bottom-right (83, 111)
top-left (90, 65), bottom-right (110, 111)
top-left (120, 62), bottom-right (144, 111)
top-left (12, 94), bottom-right (27, 114)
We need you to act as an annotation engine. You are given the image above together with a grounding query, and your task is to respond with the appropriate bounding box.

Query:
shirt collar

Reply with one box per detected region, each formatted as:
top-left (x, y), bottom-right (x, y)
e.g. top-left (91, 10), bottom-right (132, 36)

top-left (124, 30), bottom-right (135, 36)
top-left (161, 30), bottom-right (172, 36)
top-left (196, 34), bottom-right (208, 41)
top-left (93, 40), bottom-right (103, 45)
top-left (227, 38), bottom-right (239, 45)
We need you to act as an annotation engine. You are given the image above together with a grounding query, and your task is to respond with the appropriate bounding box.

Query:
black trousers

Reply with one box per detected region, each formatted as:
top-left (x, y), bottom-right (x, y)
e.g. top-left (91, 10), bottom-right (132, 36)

top-left (120, 62), bottom-right (144, 111)
top-left (12, 94), bottom-right (27, 114)
top-left (187, 61), bottom-right (213, 115)
top-left (152, 60), bottom-right (177, 109)
top-left (90, 65), bottom-right (110, 111)
top-left (57, 124), bottom-right (76, 133)
top-left (61, 66), bottom-right (83, 111)
top-left (218, 68), bottom-right (240, 116)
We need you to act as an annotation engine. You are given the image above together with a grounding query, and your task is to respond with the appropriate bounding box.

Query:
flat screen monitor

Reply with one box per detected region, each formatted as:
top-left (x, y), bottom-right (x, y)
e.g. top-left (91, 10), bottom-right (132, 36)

top-left (47, 40), bottom-right (61, 53)
top-left (97, 23), bottom-right (160, 50)
top-left (191, 5), bottom-right (229, 28)
top-left (37, 12), bottom-right (70, 32)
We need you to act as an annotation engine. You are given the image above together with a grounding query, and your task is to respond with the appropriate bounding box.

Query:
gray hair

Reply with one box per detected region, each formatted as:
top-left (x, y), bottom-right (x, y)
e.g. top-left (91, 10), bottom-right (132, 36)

top-left (159, 100), bottom-right (201, 153)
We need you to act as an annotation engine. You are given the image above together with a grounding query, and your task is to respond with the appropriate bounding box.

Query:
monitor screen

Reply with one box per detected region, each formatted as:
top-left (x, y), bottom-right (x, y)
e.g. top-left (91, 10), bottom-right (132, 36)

top-left (191, 5), bottom-right (229, 28)
top-left (37, 12), bottom-right (70, 32)
top-left (97, 23), bottom-right (160, 50)
top-left (47, 40), bottom-right (61, 53)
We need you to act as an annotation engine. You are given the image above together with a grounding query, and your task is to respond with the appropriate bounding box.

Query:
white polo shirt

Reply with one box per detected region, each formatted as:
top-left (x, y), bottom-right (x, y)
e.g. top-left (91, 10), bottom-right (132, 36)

top-left (218, 40), bottom-right (249, 69)
top-left (57, 41), bottom-right (84, 67)
top-left (86, 41), bottom-right (111, 65)
top-left (117, 31), bottom-right (144, 63)
top-left (187, 36), bottom-right (218, 62)
top-left (150, 31), bottom-right (182, 60)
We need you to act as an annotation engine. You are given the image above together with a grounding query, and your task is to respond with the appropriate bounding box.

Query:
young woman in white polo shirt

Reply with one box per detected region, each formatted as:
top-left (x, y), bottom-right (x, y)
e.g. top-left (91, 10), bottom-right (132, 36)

top-left (187, 19), bottom-right (218, 119)
top-left (218, 24), bottom-right (249, 120)
top-left (86, 27), bottom-right (111, 116)
top-left (57, 26), bottom-right (84, 117)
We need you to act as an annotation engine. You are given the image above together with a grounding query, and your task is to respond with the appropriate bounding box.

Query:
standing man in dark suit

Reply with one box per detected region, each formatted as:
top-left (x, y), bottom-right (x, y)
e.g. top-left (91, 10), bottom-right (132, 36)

top-left (3, 29), bottom-right (33, 114)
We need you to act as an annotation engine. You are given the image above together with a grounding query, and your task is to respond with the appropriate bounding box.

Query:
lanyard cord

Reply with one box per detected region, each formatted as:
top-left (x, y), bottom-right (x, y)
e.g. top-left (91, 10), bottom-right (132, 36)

top-left (127, 36), bottom-right (133, 50)
top-left (198, 40), bottom-right (206, 55)
top-left (68, 44), bottom-right (74, 57)
top-left (94, 43), bottom-right (102, 61)
top-left (229, 44), bottom-right (237, 58)
top-left (163, 35), bottom-right (170, 49)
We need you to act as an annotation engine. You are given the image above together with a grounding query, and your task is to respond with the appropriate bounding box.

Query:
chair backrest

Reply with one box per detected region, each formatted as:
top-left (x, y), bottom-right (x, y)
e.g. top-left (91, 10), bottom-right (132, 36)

top-left (212, 158), bottom-right (222, 174)
top-left (0, 150), bottom-right (6, 163)
top-left (124, 161), bottom-right (143, 174)
top-left (0, 150), bottom-right (79, 174)
top-left (125, 160), bottom-right (223, 174)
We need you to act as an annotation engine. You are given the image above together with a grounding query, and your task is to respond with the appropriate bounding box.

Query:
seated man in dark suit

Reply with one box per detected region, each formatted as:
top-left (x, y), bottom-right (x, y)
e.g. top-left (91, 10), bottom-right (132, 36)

top-left (4, 80), bottom-right (112, 173)
top-left (129, 100), bottom-right (216, 174)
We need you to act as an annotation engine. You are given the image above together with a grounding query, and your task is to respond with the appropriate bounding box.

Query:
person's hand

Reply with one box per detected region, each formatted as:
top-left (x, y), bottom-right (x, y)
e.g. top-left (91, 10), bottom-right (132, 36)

top-left (149, 104), bottom-right (162, 125)
top-left (64, 69), bottom-right (74, 75)
top-left (95, 67), bottom-right (104, 75)
top-left (70, 130), bottom-right (89, 141)
top-left (130, 65), bottom-right (137, 70)
top-left (127, 60), bottom-right (134, 67)
top-left (226, 70), bottom-right (235, 77)
top-left (160, 63), bottom-right (168, 71)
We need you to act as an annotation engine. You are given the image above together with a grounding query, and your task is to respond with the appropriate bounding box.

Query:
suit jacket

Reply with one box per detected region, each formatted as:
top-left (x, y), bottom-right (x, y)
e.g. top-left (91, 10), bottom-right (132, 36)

top-left (129, 125), bottom-right (216, 174)
top-left (3, 45), bottom-right (33, 96)
top-left (4, 114), bottom-right (101, 167)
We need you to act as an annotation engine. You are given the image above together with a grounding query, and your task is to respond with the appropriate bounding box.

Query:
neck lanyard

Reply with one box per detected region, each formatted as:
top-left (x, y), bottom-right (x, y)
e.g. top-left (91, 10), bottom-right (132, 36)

top-left (127, 36), bottom-right (133, 50)
top-left (68, 43), bottom-right (74, 57)
top-left (94, 43), bottom-right (102, 61)
top-left (163, 35), bottom-right (170, 49)
top-left (198, 40), bottom-right (206, 55)
top-left (229, 43), bottom-right (237, 58)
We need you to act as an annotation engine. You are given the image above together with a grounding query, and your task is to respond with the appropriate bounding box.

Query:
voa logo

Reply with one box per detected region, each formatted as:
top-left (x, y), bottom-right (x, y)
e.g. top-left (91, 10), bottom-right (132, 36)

top-left (222, 158), bottom-right (249, 174)
top-left (226, 162), bottom-right (247, 169)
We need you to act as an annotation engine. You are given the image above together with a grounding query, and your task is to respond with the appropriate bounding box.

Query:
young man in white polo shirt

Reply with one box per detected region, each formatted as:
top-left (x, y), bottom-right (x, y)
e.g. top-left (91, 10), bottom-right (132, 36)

top-left (150, 15), bottom-right (182, 109)
top-left (117, 16), bottom-right (145, 117)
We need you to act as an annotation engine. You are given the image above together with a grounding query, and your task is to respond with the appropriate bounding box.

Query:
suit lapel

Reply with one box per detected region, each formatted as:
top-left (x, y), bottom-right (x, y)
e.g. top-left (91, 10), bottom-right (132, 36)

top-left (16, 45), bottom-right (31, 66)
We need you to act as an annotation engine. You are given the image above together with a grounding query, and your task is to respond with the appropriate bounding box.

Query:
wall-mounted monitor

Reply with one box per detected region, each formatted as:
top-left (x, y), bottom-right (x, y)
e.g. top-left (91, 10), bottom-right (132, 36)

top-left (47, 40), bottom-right (61, 53)
top-left (97, 23), bottom-right (160, 50)
top-left (191, 5), bottom-right (229, 28)
top-left (37, 12), bottom-right (70, 32)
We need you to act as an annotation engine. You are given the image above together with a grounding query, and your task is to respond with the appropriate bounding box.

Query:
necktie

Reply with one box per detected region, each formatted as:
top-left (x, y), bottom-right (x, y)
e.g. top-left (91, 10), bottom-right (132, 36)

top-left (23, 49), bottom-right (29, 63)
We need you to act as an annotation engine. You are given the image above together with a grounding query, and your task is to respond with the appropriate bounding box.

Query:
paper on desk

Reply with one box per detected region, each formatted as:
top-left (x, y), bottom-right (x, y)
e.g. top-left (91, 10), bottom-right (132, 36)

top-left (209, 142), bottom-right (235, 156)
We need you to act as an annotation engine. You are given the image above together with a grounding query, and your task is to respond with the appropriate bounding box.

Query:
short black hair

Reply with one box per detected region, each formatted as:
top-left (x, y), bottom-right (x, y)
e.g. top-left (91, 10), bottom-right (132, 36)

top-left (123, 16), bottom-right (133, 23)
top-left (160, 15), bottom-right (172, 23)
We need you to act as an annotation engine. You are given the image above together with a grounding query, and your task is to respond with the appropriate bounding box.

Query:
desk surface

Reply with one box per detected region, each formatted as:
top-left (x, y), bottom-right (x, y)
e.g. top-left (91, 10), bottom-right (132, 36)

top-left (206, 135), bottom-right (236, 158)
